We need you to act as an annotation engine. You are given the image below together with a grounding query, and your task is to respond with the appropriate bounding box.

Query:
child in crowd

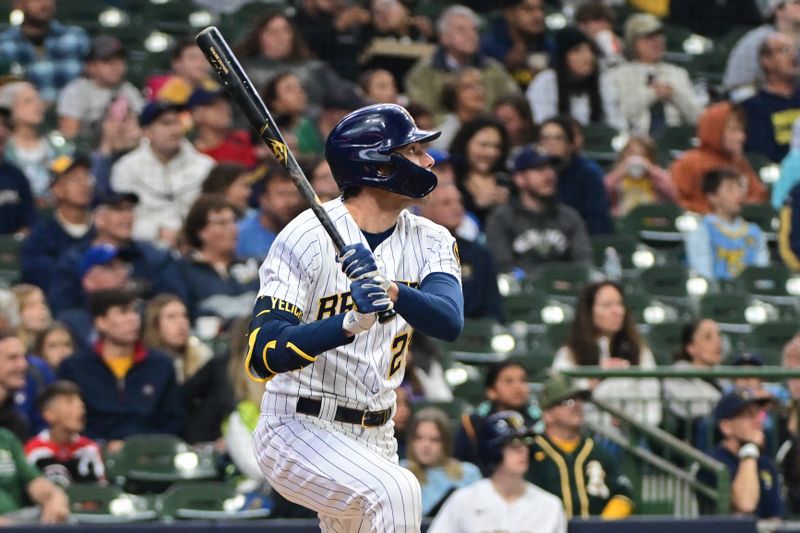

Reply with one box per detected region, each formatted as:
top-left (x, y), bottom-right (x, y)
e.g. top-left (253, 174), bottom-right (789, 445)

top-left (31, 324), bottom-right (74, 373)
top-left (24, 381), bottom-right (105, 486)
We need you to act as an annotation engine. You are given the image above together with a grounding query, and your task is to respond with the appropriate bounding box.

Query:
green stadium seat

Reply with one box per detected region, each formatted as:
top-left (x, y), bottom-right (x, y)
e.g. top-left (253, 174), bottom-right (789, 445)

top-left (452, 377), bottom-right (486, 406)
top-left (0, 235), bottom-right (22, 287)
top-left (581, 123), bottom-right (621, 167)
top-left (645, 322), bottom-right (684, 365)
top-left (698, 291), bottom-right (754, 332)
top-left (105, 434), bottom-right (218, 493)
top-left (436, 318), bottom-right (516, 364)
top-left (741, 203), bottom-right (779, 239)
top-left (637, 265), bottom-right (696, 303)
top-left (626, 290), bottom-right (693, 326)
top-left (735, 265), bottom-right (795, 300)
top-left (654, 125), bottom-right (697, 162)
top-left (616, 203), bottom-right (687, 247)
top-left (530, 262), bottom-right (593, 302)
top-left (745, 321), bottom-right (799, 365)
top-left (66, 483), bottom-right (156, 523)
top-left (503, 289), bottom-right (548, 324)
top-left (591, 233), bottom-right (644, 271)
top-left (156, 481), bottom-right (269, 519)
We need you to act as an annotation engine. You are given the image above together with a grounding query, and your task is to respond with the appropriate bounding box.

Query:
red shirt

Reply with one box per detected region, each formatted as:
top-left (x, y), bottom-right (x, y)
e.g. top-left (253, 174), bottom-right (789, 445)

top-left (24, 430), bottom-right (105, 485)
top-left (199, 130), bottom-right (258, 168)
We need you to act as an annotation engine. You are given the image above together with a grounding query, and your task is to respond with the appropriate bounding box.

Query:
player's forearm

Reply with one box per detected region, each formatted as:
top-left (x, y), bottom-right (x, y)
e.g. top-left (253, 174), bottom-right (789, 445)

top-left (247, 298), bottom-right (354, 379)
top-left (393, 273), bottom-right (464, 341)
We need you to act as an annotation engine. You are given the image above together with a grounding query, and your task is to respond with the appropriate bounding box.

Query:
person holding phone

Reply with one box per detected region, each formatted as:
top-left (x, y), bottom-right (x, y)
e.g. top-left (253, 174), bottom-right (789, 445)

top-left (603, 136), bottom-right (676, 216)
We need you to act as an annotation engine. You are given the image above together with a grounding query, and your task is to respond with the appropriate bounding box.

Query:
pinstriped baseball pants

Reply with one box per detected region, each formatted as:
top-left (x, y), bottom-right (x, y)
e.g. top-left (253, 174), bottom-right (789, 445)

top-left (254, 392), bottom-right (422, 533)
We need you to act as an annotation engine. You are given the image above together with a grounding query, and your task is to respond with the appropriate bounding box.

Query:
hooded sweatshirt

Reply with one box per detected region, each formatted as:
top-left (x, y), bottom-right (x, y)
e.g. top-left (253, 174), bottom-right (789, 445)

top-left (671, 102), bottom-right (768, 214)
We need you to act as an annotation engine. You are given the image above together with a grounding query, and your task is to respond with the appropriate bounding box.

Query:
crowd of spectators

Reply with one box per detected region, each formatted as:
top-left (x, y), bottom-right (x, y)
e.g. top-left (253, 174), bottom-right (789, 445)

top-left (1, 0), bottom-right (800, 526)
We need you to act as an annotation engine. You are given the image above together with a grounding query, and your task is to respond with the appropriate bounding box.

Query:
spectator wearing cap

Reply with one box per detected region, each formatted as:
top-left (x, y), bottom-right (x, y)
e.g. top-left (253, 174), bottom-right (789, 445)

top-left (605, 13), bottom-right (701, 136)
top-left (20, 155), bottom-right (94, 293)
top-left (0, 107), bottom-right (35, 236)
top-left (56, 244), bottom-right (135, 351)
top-left (235, 12), bottom-right (354, 109)
top-left (237, 167), bottom-right (305, 262)
top-left (57, 288), bottom-right (184, 447)
top-left (0, 81), bottom-right (71, 200)
top-left (526, 26), bottom-right (624, 131)
top-left (528, 376), bottom-right (634, 519)
top-left (535, 116), bottom-right (613, 234)
top-left (725, 0), bottom-right (800, 101)
top-left (177, 195), bottom-right (260, 321)
top-left (479, 0), bottom-right (554, 90)
top-left (0, 0), bottom-right (89, 103)
top-left (189, 88), bottom-right (257, 167)
top-left (405, 5), bottom-right (520, 124)
top-left (261, 72), bottom-right (324, 156)
top-left (110, 101), bottom-right (215, 246)
top-left (697, 389), bottom-right (783, 518)
top-left (56, 35), bottom-right (143, 142)
top-left (148, 39), bottom-right (217, 106)
top-left (485, 147), bottom-right (592, 277)
top-left (419, 183), bottom-right (504, 323)
top-left (49, 192), bottom-right (180, 316)
top-left (742, 32), bottom-right (800, 163)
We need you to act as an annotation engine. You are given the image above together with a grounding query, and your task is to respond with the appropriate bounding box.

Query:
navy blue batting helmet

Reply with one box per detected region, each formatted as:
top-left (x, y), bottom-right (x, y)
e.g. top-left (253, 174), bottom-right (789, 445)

top-left (477, 410), bottom-right (534, 475)
top-left (325, 103), bottom-right (441, 198)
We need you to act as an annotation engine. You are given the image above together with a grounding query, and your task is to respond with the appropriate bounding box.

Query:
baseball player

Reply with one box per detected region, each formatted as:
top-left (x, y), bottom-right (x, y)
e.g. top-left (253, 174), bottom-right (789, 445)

top-left (427, 410), bottom-right (567, 533)
top-left (246, 103), bottom-right (464, 532)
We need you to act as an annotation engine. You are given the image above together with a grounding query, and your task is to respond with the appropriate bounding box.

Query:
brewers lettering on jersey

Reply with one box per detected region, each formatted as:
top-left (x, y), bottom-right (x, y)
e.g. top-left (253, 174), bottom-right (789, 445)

top-left (247, 104), bottom-right (464, 532)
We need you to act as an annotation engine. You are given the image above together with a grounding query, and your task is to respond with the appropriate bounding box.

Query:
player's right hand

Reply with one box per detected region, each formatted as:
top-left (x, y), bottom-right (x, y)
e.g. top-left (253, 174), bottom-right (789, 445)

top-left (350, 276), bottom-right (392, 314)
top-left (339, 243), bottom-right (378, 280)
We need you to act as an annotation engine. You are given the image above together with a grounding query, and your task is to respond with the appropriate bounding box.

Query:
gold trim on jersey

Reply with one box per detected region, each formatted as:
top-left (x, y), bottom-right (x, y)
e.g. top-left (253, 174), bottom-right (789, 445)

top-left (535, 435), bottom-right (573, 517)
top-left (387, 328), bottom-right (413, 378)
top-left (574, 438), bottom-right (594, 518)
top-left (244, 327), bottom-right (274, 383)
top-left (287, 342), bottom-right (316, 363)
top-left (268, 297), bottom-right (303, 321)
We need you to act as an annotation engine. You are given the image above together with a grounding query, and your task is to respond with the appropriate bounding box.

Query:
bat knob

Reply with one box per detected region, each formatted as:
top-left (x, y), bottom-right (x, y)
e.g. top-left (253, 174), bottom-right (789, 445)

top-left (377, 309), bottom-right (396, 324)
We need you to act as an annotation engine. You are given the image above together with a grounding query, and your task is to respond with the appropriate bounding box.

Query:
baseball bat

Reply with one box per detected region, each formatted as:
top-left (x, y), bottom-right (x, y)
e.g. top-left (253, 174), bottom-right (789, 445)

top-left (195, 26), bottom-right (396, 324)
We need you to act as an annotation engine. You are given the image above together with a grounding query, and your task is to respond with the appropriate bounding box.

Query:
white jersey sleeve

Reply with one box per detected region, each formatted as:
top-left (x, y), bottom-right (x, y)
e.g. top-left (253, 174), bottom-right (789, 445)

top-left (415, 217), bottom-right (462, 284)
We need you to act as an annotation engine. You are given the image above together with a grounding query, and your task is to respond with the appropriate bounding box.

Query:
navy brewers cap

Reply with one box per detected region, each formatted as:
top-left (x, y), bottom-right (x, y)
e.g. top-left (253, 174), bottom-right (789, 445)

top-left (95, 191), bottom-right (139, 208)
top-left (49, 153), bottom-right (92, 185)
top-left (513, 147), bottom-right (557, 173)
top-left (714, 389), bottom-right (769, 421)
top-left (186, 87), bottom-right (227, 109)
top-left (79, 244), bottom-right (120, 278)
top-left (139, 100), bottom-right (184, 127)
top-left (728, 352), bottom-right (765, 367)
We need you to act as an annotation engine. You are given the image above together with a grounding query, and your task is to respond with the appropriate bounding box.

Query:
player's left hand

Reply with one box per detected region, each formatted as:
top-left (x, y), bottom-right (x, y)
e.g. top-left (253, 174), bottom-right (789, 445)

top-left (339, 243), bottom-right (378, 280)
top-left (350, 275), bottom-right (392, 313)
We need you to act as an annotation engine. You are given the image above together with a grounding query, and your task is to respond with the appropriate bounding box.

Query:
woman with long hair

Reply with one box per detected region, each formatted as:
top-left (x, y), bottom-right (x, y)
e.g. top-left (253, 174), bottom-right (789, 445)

top-left (11, 284), bottom-right (52, 352)
top-left (433, 68), bottom-right (489, 151)
top-left (401, 407), bottom-right (481, 517)
top-left (552, 281), bottom-right (661, 426)
top-left (525, 27), bottom-right (622, 130)
top-left (261, 71), bottom-right (324, 155)
top-left (235, 11), bottom-right (350, 108)
top-left (449, 116), bottom-right (511, 229)
top-left (32, 322), bottom-right (74, 372)
top-left (493, 94), bottom-right (536, 159)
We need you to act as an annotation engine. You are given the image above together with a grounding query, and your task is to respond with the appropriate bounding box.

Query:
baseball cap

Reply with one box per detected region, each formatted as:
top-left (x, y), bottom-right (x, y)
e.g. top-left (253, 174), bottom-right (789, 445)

top-left (538, 376), bottom-right (591, 410)
top-left (728, 352), bottom-right (765, 367)
top-left (139, 100), bottom-right (184, 127)
top-left (714, 389), bottom-right (770, 421)
top-left (513, 147), bottom-right (557, 173)
top-left (624, 13), bottom-right (664, 48)
top-left (95, 191), bottom-right (140, 209)
top-left (79, 244), bottom-right (120, 278)
top-left (50, 153), bottom-right (91, 184)
top-left (186, 87), bottom-right (227, 109)
top-left (87, 35), bottom-right (127, 61)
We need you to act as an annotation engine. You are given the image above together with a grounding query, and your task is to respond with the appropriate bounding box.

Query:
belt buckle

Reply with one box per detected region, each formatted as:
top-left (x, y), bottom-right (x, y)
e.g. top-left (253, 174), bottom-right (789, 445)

top-left (361, 410), bottom-right (369, 428)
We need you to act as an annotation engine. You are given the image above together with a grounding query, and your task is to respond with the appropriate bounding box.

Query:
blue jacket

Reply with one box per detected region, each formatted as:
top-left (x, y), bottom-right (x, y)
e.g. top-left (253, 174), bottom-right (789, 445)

top-left (0, 161), bottom-right (35, 234)
top-left (16, 355), bottom-right (55, 435)
top-left (21, 215), bottom-right (94, 292)
top-left (173, 254), bottom-right (260, 321)
top-left (557, 155), bottom-right (614, 235)
top-left (57, 342), bottom-right (184, 441)
top-left (780, 183), bottom-right (800, 271)
top-left (457, 237), bottom-right (505, 323)
top-left (48, 239), bottom-right (180, 315)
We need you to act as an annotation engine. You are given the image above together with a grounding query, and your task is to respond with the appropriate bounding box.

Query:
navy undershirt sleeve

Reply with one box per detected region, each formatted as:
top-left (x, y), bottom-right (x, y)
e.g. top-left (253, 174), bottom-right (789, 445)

top-left (394, 272), bottom-right (464, 341)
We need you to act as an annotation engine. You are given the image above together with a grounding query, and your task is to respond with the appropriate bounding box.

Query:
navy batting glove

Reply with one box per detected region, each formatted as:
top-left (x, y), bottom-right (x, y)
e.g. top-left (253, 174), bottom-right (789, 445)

top-left (339, 243), bottom-right (378, 280)
top-left (350, 277), bottom-right (392, 314)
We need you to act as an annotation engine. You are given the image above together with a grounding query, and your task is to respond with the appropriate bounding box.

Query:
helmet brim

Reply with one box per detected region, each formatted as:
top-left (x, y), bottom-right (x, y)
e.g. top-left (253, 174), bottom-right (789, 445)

top-left (381, 129), bottom-right (441, 154)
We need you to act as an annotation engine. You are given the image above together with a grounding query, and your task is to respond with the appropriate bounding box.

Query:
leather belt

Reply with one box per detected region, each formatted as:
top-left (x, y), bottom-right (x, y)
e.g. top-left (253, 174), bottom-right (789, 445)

top-left (296, 397), bottom-right (392, 428)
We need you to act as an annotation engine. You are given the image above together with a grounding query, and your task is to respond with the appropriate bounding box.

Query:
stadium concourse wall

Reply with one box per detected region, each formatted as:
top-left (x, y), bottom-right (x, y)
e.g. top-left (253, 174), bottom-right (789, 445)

top-left (0, 516), bottom-right (762, 532)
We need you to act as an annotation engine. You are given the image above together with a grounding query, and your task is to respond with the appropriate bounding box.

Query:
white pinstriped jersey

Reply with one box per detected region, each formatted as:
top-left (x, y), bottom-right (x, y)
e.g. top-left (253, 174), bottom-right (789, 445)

top-left (258, 197), bottom-right (461, 412)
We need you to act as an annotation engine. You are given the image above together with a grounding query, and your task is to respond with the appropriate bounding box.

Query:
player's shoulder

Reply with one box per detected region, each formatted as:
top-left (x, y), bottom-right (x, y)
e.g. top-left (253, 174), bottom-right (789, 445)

top-left (402, 210), bottom-right (453, 242)
top-left (276, 198), bottom-right (348, 243)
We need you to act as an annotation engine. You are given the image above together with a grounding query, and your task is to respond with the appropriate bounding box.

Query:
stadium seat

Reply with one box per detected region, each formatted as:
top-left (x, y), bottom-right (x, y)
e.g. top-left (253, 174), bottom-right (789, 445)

top-left (156, 481), bottom-right (269, 520)
top-left (626, 290), bottom-right (693, 326)
top-left (637, 265), bottom-right (697, 304)
top-left (66, 483), bottom-right (156, 523)
top-left (616, 203), bottom-right (688, 247)
top-left (698, 291), bottom-right (754, 332)
top-left (105, 434), bottom-right (218, 493)
top-left (740, 203), bottom-right (778, 240)
top-left (745, 321), bottom-right (799, 365)
top-left (503, 289), bottom-right (548, 324)
top-left (452, 377), bottom-right (486, 406)
top-left (591, 233), bottom-right (645, 272)
top-left (654, 125), bottom-right (697, 162)
top-left (0, 235), bottom-right (22, 287)
top-left (581, 123), bottom-right (621, 167)
top-left (437, 318), bottom-right (516, 364)
top-left (645, 322), bottom-right (683, 365)
top-left (530, 262), bottom-right (593, 302)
